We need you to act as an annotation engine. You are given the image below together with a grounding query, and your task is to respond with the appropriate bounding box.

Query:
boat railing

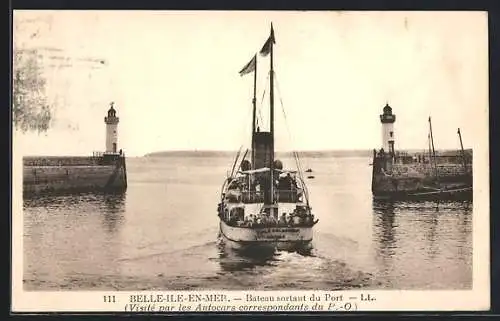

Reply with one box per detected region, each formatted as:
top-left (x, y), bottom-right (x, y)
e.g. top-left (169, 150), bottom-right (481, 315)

top-left (240, 190), bottom-right (301, 203)
top-left (241, 191), bottom-right (264, 203)
top-left (276, 189), bottom-right (299, 203)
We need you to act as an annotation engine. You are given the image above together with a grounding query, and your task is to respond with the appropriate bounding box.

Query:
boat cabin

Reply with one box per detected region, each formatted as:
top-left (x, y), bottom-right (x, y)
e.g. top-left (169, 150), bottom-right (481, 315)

top-left (219, 166), bottom-right (315, 228)
top-left (225, 168), bottom-right (305, 204)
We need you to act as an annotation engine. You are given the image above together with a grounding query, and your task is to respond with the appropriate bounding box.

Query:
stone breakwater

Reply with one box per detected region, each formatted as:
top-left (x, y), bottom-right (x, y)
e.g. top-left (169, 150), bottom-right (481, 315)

top-left (371, 149), bottom-right (473, 201)
top-left (24, 156), bottom-right (103, 167)
top-left (23, 155), bottom-right (127, 197)
top-left (390, 163), bottom-right (473, 178)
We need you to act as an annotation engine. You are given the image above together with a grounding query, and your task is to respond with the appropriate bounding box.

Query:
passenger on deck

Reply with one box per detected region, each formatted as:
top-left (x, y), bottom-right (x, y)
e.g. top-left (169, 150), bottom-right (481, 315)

top-left (279, 213), bottom-right (287, 225)
top-left (278, 176), bottom-right (286, 190)
top-left (229, 214), bottom-right (238, 226)
top-left (291, 175), bottom-right (298, 191)
top-left (289, 173), bottom-right (295, 187)
top-left (247, 214), bottom-right (255, 227)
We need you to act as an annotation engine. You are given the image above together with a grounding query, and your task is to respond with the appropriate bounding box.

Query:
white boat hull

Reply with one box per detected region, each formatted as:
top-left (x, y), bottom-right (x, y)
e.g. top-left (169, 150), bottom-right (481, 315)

top-left (219, 220), bottom-right (313, 251)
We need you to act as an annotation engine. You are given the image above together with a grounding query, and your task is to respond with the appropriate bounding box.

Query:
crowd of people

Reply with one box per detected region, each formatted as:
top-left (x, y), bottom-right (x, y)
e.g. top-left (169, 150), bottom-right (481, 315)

top-left (224, 206), bottom-right (317, 228)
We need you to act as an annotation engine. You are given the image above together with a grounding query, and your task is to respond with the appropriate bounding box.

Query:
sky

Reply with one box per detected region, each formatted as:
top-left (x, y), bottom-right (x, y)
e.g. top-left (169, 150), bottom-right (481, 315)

top-left (12, 11), bottom-right (488, 157)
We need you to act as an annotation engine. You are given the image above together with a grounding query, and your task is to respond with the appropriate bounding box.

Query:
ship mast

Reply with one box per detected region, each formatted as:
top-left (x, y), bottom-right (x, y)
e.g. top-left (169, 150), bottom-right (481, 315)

top-left (428, 134), bottom-right (433, 167)
top-left (269, 25), bottom-right (275, 205)
top-left (251, 57), bottom-right (257, 169)
top-left (428, 116), bottom-right (438, 179)
top-left (457, 128), bottom-right (467, 172)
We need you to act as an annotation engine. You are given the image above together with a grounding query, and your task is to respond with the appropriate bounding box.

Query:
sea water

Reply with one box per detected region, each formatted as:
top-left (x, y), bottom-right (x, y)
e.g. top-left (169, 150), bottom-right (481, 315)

top-left (23, 154), bottom-right (472, 290)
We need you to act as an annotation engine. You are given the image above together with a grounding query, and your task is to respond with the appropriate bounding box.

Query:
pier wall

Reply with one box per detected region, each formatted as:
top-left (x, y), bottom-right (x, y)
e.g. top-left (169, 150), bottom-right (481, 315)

top-left (391, 163), bottom-right (472, 178)
top-left (24, 155), bottom-right (109, 167)
top-left (371, 149), bottom-right (473, 199)
top-left (23, 155), bottom-right (127, 197)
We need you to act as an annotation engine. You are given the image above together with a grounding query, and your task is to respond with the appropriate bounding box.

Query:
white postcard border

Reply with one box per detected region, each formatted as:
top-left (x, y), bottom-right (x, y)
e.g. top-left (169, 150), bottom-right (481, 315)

top-left (11, 10), bottom-right (491, 313)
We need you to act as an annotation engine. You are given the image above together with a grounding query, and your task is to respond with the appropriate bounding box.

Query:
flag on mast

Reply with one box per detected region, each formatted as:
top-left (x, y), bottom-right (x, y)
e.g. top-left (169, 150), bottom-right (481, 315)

top-left (260, 23), bottom-right (276, 57)
top-left (239, 54), bottom-right (256, 76)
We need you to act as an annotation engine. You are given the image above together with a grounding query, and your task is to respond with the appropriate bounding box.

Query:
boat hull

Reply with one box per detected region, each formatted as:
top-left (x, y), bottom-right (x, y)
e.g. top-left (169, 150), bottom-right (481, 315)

top-left (219, 220), bottom-right (313, 251)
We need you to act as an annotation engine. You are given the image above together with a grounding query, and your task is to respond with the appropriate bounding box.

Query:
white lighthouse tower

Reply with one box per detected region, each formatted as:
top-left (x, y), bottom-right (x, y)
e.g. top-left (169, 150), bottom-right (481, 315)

top-left (380, 103), bottom-right (396, 156)
top-left (104, 102), bottom-right (119, 154)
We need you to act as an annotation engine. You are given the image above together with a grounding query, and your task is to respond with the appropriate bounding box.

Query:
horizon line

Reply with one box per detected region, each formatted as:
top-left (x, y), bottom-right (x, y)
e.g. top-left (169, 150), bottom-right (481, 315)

top-left (143, 147), bottom-right (472, 155)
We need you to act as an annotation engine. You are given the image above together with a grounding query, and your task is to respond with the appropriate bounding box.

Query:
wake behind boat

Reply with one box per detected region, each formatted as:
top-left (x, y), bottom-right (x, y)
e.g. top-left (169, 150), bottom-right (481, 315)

top-left (217, 24), bottom-right (318, 251)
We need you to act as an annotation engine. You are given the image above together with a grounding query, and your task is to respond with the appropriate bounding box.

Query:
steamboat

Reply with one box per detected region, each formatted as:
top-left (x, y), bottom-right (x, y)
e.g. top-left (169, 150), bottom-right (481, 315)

top-left (217, 24), bottom-right (318, 251)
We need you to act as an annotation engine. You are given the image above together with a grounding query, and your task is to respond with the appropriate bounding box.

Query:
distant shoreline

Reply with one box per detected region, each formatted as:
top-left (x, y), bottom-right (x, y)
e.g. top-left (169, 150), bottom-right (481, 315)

top-left (143, 149), bottom-right (472, 158)
top-left (144, 150), bottom-right (371, 158)
top-left (21, 148), bottom-right (472, 159)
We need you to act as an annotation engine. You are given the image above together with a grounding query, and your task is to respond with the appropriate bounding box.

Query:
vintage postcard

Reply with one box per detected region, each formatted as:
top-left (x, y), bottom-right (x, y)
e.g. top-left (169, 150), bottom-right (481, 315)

top-left (12, 10), bottom-right (489, 312)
